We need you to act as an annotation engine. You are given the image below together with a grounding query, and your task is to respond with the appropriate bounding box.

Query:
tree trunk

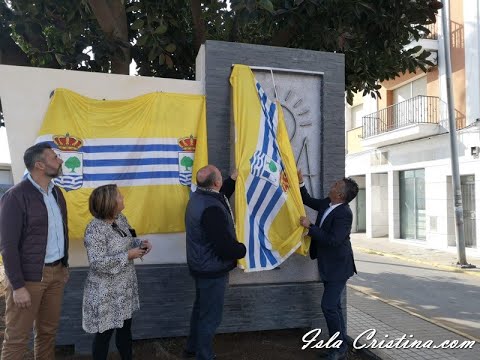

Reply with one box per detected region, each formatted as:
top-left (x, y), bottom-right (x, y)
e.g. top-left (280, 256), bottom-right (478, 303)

top-left (88, 0), bottom-right (130, 75)
top-left (229, 14), bottom-right (239, 42)
top-left (190, 0), bottom-right (206, 53)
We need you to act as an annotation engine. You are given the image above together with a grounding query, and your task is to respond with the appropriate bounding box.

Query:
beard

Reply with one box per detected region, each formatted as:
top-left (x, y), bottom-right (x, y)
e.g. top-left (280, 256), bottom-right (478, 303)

top-left (46, 165), bottom-right (63, 178)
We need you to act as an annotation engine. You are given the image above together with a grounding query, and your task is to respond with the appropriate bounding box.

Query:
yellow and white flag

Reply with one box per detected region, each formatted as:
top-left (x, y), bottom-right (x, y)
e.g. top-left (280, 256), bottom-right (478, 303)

top-left (35, 89), bottom-right (207, 241)
top-left (230, 65), bottom-right (309, 272)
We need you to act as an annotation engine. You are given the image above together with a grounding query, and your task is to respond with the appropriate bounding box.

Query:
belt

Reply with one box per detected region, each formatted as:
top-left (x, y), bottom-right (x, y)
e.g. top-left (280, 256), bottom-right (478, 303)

top-left (44, 258), bottom-right (63, 267)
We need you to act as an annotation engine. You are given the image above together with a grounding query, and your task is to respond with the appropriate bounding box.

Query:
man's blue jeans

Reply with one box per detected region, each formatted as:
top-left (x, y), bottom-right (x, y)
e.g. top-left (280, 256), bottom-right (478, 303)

top-left (186, 274), bottom-right (228, 360)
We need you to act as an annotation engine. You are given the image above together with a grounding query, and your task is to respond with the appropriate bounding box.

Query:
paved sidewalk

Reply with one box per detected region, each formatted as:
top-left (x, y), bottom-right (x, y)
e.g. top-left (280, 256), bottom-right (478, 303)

top-left (350, 234), bottom-right (480, 277)
top-left (348, 234), bottom-right (480, 359)
top-left (347, 288), bottom-right (478, 360)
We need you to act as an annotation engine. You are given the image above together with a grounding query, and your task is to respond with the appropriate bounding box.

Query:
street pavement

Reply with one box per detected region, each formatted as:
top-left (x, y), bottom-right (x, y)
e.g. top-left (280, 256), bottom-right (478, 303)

top-left (347, 234), bottom-right (480, 360)
top-left (350, 234), bottom-right (480, 276)
top-left (350, 251), bottom-right (480, 339)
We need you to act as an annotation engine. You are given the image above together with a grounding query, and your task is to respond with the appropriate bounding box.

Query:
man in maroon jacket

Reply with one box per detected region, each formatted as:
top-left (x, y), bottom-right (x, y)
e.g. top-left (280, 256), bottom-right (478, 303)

top-left (0, 142), bottom-right (69, 360)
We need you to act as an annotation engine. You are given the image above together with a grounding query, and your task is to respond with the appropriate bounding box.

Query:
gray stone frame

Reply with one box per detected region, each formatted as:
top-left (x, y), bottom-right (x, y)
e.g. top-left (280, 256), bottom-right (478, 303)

top-left (203, 40), bottom-right (345, 196)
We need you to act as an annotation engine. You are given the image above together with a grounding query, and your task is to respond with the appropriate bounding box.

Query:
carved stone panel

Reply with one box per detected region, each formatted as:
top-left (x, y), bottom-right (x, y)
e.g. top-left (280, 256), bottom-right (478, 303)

top-left (253, 70), bottom-right (323, 199)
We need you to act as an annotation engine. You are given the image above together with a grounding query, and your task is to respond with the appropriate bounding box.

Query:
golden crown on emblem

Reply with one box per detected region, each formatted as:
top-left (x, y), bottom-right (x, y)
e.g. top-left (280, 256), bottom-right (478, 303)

top-left (178, 135), bottom-right (197, 151)
top-left (53, 133), bottom-right (83, 151)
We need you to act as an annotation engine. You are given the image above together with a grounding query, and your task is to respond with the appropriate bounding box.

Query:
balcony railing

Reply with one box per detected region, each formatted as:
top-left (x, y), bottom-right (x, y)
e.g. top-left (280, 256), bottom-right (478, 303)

top-left (423, 23), bottom-right (438, 40)
top-left (362, 96), bottom-right (465, 138)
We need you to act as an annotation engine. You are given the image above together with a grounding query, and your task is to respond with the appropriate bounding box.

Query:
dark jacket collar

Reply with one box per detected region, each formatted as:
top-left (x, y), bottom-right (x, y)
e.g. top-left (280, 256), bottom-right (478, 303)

top-left (196, 187), bottom-right (224, 200)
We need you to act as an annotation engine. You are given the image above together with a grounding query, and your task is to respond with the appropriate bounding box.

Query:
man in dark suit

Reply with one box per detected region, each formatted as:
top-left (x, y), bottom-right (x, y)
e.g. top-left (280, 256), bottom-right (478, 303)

top-left (298, 171), bottom-right (359, 360)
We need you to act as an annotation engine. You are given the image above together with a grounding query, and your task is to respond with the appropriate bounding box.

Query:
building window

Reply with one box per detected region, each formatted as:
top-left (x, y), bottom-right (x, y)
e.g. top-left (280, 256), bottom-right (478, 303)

top-left (0, 184), bottom-right (11, 197)
top-left (392, 76), bottom-right (427, 103)
top-left (400, 169), bottom-right (426, 240)
top-left (350, 103), bottom-right (364, 129)
top-left (391, 77), bottom-right (428, 125)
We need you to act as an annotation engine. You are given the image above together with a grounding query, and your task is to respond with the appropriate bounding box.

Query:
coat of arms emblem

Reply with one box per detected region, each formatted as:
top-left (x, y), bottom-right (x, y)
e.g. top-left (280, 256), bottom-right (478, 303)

top-left (52, 133), bottom-right (84, 191)
top-left (178, 135), bottom-right (196, 186)
top-left (249, 150), bottom-right (281, 188)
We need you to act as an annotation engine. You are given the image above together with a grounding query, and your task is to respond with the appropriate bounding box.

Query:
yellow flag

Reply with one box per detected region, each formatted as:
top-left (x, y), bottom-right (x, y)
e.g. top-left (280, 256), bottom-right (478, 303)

top-left (230, 65), bottom-right (309, 272)
top-left (35, 89), bottom-right (207, 242)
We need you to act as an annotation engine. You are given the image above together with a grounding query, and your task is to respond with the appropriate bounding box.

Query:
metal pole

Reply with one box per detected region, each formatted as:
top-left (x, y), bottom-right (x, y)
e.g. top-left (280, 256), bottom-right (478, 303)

top-left (441, 0), bottom-right (468, 266)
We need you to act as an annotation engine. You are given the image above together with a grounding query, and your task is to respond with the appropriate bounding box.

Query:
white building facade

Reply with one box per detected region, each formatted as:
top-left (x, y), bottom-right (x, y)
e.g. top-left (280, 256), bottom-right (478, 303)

top-left (345, 0), bottom-right (480, 256)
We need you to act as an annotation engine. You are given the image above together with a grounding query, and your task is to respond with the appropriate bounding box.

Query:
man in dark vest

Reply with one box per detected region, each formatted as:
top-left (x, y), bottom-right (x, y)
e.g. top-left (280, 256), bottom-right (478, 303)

top-left (298, 171), bottom-right (359, 360)
top-left (0, 142), bottom-right (69, 360)
top-left (184, 165), bottom-right (246, 360)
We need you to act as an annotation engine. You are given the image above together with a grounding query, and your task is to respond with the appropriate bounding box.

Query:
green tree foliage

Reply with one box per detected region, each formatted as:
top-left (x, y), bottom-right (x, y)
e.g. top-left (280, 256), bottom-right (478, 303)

top-left (0, 0), bottom-right (443, 118)
top-left (180, 156), bottom-right (193, 171)
top-left (268, 160), bottom-right (277, 173)
top-left (65, 156), bottom-right (81, 173)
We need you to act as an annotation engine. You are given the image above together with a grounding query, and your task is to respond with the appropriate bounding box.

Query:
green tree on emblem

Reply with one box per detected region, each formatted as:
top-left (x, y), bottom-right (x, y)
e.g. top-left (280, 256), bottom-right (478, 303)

top-left (181, 156), bottom-right (194, 171)
top-left (65, 156), bottom-right (81, 173)
top-left (268, 161), bottom-right (277, 173)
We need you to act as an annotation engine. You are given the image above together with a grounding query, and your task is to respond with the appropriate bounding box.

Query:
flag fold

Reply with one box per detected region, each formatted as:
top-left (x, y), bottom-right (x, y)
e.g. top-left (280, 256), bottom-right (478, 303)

top-left (230, 65), bottom-right (309, 272)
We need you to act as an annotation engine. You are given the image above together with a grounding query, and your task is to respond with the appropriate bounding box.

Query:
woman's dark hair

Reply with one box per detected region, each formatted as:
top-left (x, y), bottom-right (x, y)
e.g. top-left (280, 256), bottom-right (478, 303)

top-left (89, 184), bottom-right (118, 219)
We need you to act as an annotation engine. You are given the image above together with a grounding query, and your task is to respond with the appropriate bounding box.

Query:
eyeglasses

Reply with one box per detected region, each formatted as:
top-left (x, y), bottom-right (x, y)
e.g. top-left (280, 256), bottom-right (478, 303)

top-left (111, 222), bottom-right (127, 237)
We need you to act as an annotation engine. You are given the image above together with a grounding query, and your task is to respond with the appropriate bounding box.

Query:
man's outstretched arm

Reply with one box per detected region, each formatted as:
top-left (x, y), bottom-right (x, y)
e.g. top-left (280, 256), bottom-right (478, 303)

top-left (220, 169), bottom-right (238, 199)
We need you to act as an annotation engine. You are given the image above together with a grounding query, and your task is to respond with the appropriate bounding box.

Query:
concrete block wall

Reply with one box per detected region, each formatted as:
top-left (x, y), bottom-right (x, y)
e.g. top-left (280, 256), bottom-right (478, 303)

top-left (59, 266), bottom-right (327, 353)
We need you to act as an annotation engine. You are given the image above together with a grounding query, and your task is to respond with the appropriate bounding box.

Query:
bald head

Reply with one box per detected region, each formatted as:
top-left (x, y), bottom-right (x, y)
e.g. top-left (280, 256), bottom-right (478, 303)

top-left (196, 165), bottom-right (222, 190)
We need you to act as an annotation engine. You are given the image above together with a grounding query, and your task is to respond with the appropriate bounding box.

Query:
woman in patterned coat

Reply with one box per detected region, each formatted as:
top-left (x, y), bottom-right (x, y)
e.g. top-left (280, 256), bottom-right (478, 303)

top-left (82, 184), bottom-right (152, 360)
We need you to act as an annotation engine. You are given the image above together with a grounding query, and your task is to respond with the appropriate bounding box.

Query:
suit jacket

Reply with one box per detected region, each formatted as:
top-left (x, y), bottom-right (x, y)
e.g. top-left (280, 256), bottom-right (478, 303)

top-left (300, 186), bottom-right (357, 282)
